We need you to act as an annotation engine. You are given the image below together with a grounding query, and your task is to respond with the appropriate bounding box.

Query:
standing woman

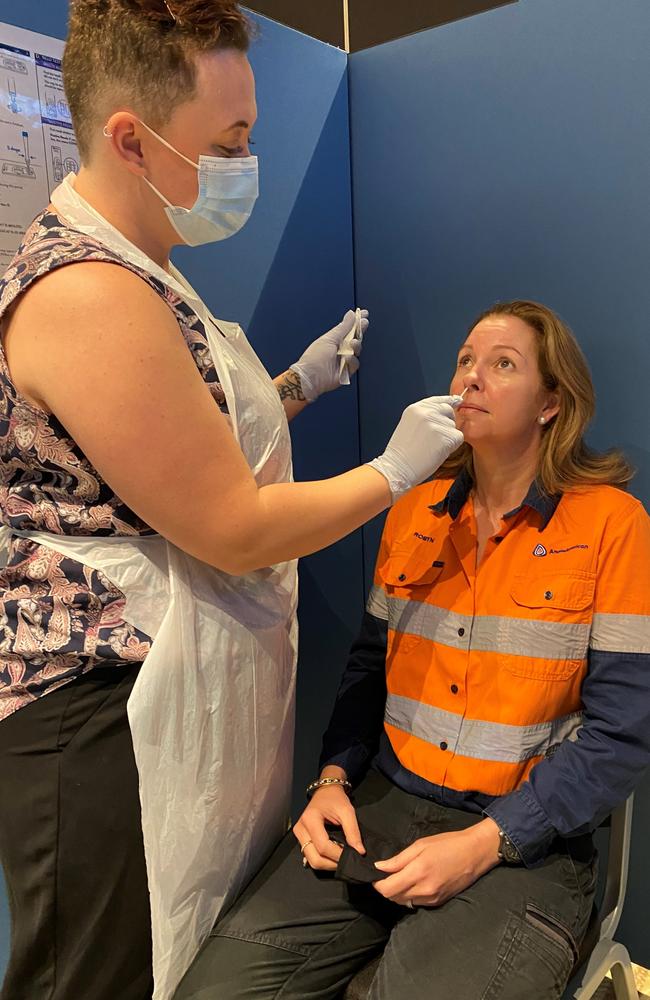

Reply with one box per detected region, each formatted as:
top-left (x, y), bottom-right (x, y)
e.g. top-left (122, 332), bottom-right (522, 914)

top-left (0, 2), bottom-right (463, 999)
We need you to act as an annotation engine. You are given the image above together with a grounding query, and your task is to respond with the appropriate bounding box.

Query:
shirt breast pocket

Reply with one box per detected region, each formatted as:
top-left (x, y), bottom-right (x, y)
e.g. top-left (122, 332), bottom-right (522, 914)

top-left (506, 571), bottom-right (596, 681)
top-left (379, 547), bottom-right (444, 654)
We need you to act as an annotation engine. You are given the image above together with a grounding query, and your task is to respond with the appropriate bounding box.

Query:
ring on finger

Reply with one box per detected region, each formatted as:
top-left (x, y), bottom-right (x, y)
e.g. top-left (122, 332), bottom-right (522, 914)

top-left (300, 839), bottom-right (313, 856)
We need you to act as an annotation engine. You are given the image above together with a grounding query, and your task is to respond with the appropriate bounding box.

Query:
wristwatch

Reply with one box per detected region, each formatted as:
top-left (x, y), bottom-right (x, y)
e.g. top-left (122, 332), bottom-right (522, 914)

top-left (497, 828), bottom-right (522, 865)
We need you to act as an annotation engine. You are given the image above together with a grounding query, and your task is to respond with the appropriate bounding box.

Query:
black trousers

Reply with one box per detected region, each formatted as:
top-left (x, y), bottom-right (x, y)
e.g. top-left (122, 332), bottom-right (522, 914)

top-left (0, 665), bottom-right (153, 1000)
top-left (175, 770), bottom-right (598, 1000)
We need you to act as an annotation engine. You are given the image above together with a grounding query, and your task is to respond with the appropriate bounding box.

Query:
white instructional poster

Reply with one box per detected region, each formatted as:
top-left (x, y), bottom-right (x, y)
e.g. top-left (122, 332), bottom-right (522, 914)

top-left (0, 21), bottom-right (79, 275)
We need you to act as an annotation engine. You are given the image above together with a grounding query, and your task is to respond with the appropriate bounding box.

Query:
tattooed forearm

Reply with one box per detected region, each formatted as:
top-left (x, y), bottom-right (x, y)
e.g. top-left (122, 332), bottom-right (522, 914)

top-left (277, 370), bottom-right (306, 402)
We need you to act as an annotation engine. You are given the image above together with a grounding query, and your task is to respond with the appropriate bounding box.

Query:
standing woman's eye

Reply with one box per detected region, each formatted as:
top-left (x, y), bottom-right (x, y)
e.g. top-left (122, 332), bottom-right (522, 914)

top-left (218, 143), bottom-right (253, 156)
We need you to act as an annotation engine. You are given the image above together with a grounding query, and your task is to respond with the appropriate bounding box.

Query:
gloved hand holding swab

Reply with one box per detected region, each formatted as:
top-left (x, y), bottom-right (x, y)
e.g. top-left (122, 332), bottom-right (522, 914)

top-left (338, 307), bottom-right (364, 385)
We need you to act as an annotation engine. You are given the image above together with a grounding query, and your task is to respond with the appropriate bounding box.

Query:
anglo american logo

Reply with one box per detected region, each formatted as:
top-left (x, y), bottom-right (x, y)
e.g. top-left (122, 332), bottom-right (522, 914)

top-left (533, 543), bottom-right (589, 557)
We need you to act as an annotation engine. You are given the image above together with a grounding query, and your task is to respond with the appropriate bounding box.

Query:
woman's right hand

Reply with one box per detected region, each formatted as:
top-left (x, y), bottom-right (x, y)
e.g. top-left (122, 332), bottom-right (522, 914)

top-left (368, 396), bottom-right (465, 503)
top-left (293, 785), bottom-right (365, 872)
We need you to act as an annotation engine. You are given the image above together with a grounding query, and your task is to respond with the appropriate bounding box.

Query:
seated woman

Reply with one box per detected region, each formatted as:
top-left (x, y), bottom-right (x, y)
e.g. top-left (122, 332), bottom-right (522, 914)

top-left (174, 299), bottom-right (650, 1000)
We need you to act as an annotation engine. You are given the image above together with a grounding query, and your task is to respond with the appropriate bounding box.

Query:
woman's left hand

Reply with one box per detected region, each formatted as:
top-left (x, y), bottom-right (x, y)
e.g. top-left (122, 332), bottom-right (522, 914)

top-left (290, 309), bottom-right (369, 402)
top-left (372, 818), bottom-right (502, 908)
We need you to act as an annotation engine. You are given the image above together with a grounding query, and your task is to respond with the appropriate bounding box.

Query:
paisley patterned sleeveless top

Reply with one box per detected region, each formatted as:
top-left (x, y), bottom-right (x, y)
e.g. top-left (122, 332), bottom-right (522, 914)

top-left (0, 209), bottom-right (226, 719)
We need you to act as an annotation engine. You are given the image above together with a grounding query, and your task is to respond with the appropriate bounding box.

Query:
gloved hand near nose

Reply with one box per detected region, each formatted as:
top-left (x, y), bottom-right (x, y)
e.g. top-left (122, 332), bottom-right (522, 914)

top-left (368, 396), bottom-right (465, 503)
top-left (290, 309), bottom-right (369, 403)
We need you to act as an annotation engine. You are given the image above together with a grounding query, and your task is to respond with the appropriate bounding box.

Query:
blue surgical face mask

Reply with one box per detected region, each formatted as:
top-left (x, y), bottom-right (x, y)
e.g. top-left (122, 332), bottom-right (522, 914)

top-left (139, 121), bottom-right (259, 246)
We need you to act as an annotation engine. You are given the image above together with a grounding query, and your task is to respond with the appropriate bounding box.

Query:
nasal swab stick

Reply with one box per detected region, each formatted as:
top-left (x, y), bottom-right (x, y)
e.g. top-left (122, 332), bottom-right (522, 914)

top-left (451, 386), bottom-right (469, 409)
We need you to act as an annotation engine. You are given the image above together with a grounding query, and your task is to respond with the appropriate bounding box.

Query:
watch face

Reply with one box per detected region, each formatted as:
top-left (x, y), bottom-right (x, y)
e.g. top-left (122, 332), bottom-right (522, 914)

top-left (500, 832), bottom-right (520, 863)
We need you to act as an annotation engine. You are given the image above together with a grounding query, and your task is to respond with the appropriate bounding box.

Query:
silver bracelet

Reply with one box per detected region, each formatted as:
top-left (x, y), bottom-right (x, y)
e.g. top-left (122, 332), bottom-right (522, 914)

top-left (306, 777), bottom-right (352, 799)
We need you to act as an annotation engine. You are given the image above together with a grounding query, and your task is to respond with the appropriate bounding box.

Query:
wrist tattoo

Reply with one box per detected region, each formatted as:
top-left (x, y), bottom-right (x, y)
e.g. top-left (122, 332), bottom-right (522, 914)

top-left (278, 370), bottom-right (306, 402)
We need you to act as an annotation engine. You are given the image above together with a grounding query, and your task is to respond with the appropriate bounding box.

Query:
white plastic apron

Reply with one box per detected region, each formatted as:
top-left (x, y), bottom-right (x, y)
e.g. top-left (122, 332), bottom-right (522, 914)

top-left (0, 175), bottom-right (299, 999)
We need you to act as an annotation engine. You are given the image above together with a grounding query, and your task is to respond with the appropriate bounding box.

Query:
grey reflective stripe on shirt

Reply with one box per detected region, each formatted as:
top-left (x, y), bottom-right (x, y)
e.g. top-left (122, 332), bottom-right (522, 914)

top-left (366, 584), bottom-right (388, 621)
top-left (590, 613), bottom-right (650, 654)
top-left (386, 595), bottom-right (590, 661)
top-left (384, 692), bottom-right (583, 764)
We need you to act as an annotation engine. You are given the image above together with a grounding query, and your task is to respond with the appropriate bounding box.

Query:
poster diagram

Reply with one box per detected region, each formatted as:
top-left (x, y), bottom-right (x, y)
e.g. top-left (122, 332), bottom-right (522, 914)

top-left (0, 49), bottom-right (28, 76)
top-left (0, 23), bottom-right (81, 275)
top-left (7, 77), bottom-right (21, 114)
top-left (2, 129), bottom-right (36, 178)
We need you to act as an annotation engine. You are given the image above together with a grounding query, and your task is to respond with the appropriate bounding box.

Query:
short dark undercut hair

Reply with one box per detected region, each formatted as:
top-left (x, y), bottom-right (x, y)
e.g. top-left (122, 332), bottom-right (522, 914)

top-left (63, 0), bottom-right (253, 161)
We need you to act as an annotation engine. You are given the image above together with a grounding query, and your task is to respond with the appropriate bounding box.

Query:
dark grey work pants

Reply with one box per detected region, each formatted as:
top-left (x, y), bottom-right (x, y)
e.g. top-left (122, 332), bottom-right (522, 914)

top-left (0, 665), bottom-right (153, 1000)
top-left (175, 770), bottom-right (597, 1000)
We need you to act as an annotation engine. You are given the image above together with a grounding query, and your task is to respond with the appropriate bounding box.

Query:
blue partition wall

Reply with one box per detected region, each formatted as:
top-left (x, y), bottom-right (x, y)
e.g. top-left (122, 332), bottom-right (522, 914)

top-left (3, 0), bottom-right (650, 982)
top-left (350, 0), bottom-right (650, 965)
top-left (0, 0), bottom-right (359, 977)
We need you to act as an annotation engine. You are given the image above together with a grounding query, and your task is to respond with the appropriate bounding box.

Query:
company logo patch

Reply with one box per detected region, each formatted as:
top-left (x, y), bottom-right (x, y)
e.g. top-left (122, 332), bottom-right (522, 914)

top-left (414, 532), bottom-right (435, 543)
top-left (533, 542), bottom-right (589, 557)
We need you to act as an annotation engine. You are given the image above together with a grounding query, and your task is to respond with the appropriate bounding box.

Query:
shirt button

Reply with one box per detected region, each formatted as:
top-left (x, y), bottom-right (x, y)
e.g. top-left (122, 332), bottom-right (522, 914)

top-left (451, 684), bottom-right (459, 694)
top-left (440, 741), bottom-right (448, 751)
top-left (458, 627), bottom-right (465, 637)
top-left (544, 590), bottom-right (553, 600)
top-left (398, 573), bottom-right (407, 582)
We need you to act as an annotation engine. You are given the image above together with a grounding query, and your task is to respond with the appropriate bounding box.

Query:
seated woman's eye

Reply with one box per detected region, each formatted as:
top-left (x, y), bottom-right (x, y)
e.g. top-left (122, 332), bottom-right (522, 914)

top-left (497, 357), bottom-right (514, 369)
top-left (457, 355), bottom-right (472, 367)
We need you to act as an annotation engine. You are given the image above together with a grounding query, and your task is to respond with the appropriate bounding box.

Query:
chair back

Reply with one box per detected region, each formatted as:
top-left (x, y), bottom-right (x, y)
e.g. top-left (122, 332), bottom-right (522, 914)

top-left (598, 793), bottom-right (634, 943)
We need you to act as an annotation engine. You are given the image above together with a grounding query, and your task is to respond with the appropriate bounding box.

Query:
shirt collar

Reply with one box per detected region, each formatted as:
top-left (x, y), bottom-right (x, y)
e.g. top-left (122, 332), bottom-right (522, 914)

top-left (429, 467), bottom-right (473, 521)
top-left (429, 468), bottom-right (561, 531)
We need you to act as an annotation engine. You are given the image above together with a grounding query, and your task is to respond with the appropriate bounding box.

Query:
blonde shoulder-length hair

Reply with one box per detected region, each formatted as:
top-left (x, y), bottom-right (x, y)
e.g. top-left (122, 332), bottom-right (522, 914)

top-left (436, 299), bottom-right (634, 494)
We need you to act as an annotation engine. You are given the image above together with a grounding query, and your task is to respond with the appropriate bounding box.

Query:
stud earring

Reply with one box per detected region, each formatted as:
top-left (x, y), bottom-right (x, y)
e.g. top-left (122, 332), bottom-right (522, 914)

top-left (539, 416), bottom-right (546, 425)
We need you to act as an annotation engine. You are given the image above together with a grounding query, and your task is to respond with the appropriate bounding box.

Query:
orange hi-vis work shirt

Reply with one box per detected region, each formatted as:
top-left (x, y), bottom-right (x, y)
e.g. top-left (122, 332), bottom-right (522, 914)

top-left (361, 472), bottom-right (650, 855)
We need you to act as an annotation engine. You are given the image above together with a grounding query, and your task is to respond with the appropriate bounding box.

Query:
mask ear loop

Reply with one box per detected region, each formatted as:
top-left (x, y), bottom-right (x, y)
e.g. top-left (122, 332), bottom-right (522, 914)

top-left (163, 1), bottom-right (178, 23)
top-left (142, 175), bottom-right (179, 211)
top-left (139, 119), bottom-right (199, 169)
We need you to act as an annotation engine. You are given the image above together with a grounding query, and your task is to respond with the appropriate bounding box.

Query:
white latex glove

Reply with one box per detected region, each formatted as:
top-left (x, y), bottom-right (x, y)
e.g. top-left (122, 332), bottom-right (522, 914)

top-left (290, 309), bottom-right (369, 402)
top-left (368, 396), bottom-right (465, 502)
